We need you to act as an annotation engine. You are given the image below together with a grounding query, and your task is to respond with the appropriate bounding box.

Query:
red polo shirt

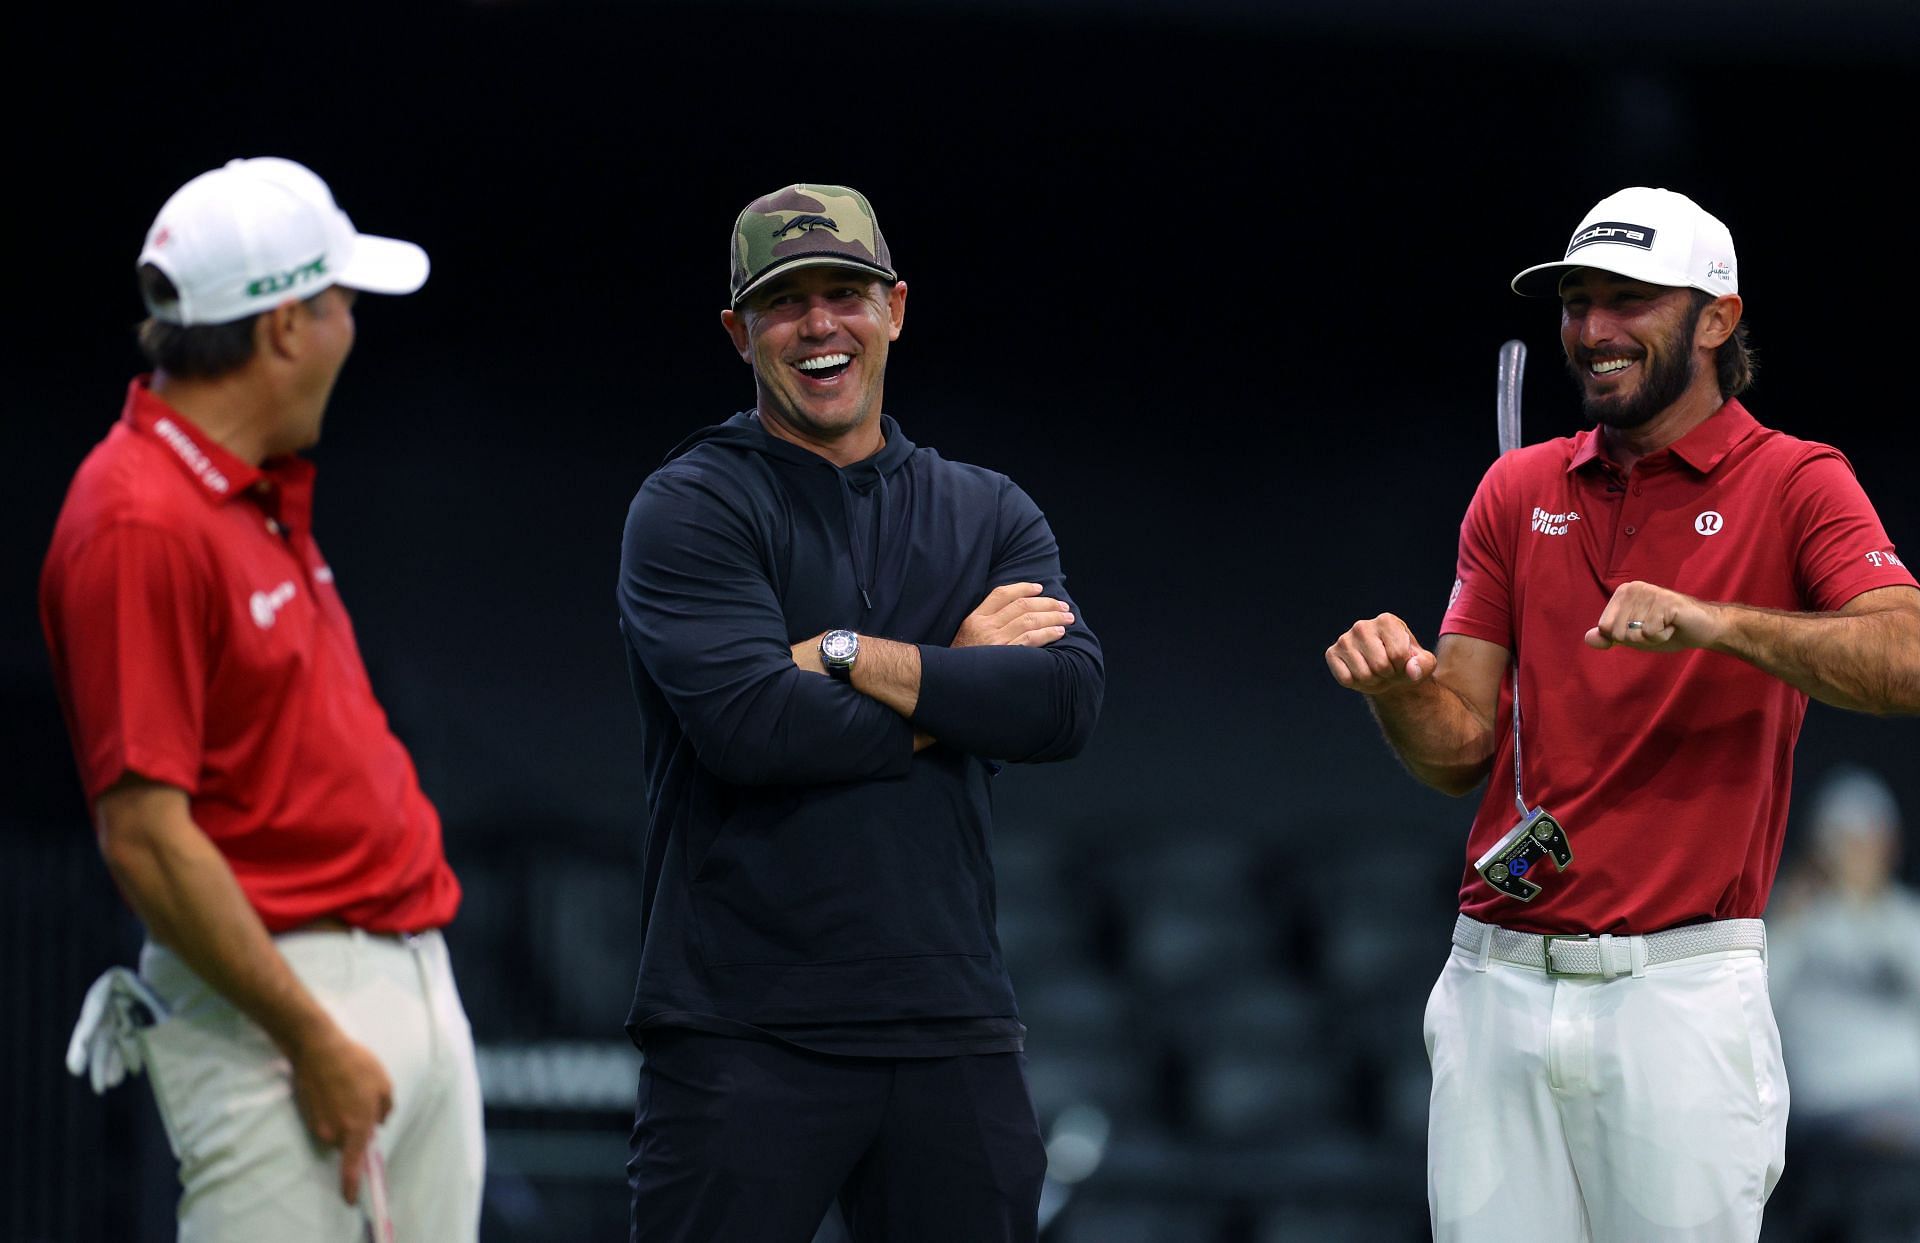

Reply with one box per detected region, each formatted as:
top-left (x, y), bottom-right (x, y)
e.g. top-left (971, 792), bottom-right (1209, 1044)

top-left (40, 378), bottom-right (460, 933)
top-left (1441, 400), bottom-right (1916, 934)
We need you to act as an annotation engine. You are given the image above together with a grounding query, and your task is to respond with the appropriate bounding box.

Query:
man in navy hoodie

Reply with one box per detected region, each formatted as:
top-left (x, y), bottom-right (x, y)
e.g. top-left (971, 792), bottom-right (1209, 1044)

top-left (617, 184), bottom-right (1105, 1243)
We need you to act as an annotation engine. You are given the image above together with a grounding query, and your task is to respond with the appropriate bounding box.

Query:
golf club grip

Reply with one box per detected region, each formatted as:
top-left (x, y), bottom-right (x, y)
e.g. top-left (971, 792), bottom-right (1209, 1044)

top-left (1497, 339), bottom-right (1527, 456)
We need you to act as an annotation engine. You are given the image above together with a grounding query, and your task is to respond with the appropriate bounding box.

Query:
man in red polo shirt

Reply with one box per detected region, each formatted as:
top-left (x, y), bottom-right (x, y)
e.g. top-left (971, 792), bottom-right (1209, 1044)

top-left (1326, 186), bottom-right (1920, 1243)
top-left (41, 157), bottom-right (483, 1240)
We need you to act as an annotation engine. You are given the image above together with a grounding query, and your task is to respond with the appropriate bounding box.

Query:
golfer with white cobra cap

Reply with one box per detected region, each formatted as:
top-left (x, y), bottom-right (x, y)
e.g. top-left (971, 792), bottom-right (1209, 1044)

top-left (1324, 186), bottom-right (1920, 1241)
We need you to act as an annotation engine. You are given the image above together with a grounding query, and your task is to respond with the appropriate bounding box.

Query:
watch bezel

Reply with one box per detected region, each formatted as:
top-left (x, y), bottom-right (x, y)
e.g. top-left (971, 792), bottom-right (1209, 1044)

top-left (821, 629), bottom-right (859, 677)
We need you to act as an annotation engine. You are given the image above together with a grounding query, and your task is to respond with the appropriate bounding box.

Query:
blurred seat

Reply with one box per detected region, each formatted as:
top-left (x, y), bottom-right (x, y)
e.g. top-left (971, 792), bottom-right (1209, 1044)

top-left (1050, 1196), bottom-right (1229, 1243)
top-left (996, 900), bottom-right (1100, 983)
top-left (1184, 1048), bottom-right (1351, 1143)
top-left (1025, 1043), bottom-right (1156, 1127)
top-left (1257, 1202), bottom-right (1427, 1243)
top-left (1017, 972), bottom-right (1134, 1046)
top-left (1179, 977), bottom-right (1323, 1055)
top-left (1123, 898), bottom-right (1272, 994)
top-left (1103, 835), bottom-right (1261, 911)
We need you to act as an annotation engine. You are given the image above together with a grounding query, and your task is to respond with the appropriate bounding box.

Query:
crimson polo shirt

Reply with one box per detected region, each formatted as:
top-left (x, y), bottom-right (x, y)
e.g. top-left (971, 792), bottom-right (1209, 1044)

top-left (1440, 399), bottom-right (1916, 934)
top-left (40, 378), bottom-right (460, 934)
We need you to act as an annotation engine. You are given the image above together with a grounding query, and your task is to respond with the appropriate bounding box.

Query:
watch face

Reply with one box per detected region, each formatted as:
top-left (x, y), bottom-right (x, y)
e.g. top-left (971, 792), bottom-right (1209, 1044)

top-left (822, 630), bottom-right (858, 663)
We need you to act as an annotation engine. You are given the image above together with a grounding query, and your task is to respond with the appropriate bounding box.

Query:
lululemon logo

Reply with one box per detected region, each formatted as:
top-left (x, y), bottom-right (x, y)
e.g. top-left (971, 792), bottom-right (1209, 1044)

top-left (1695, 511), bottom-right (1724, 536)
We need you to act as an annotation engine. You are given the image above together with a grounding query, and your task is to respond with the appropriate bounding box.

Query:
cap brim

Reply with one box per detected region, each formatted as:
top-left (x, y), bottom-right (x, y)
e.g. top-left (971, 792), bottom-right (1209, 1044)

top-left (732, 254), bottom-right (896, 307)
top-left (1510, 261), bottom-right (1580, 298)
top-left (338, 233), bottom-right (430, 296)
top-left (1511, 250), bottom-right (1695, 298)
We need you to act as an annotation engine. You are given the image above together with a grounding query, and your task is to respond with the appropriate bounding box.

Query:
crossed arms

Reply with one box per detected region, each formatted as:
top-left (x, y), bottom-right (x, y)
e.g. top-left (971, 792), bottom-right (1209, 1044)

top-left (618, 469), bottom-right (1104, 786)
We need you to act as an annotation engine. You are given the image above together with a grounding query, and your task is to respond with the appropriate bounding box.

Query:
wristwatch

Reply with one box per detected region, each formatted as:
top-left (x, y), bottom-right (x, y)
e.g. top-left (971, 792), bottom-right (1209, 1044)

top-left (820, 629), bottom-right (859, 682)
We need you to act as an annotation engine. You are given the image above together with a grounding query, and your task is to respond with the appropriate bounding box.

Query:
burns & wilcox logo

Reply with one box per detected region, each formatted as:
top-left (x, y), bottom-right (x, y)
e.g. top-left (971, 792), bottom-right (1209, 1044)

top-left (1567, 222), bottom-right (1656, 255)
top-left (1531, 506), bottom-right (1581, 536)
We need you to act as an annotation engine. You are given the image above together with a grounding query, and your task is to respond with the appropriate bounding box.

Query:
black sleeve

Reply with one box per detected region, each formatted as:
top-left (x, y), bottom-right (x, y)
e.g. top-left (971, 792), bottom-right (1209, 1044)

top-left (618, 466), bottom-right (915, 786)
top-left (912, 480), bottom-right (1104, 762)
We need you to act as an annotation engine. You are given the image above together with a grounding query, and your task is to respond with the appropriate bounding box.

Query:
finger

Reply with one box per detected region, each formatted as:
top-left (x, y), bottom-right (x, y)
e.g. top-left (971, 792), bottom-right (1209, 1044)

top-left (1404, 649), bottom-right (1433, 682)
top-left (1016, 606), bottom-right (1075, 630)
top-left (1327, 648), bottom-right (1358, 688)
top-left (1356, 627), bottom-right (1399, 678)
top-left (1585, 626), bottom-right (1613, 650)
top-left (983, 582), bottom-right (1043, 610)
top-left (340, 1134), bottom-right (366, 1205)
top-left (1015, 626), bottom-right (1068, 647)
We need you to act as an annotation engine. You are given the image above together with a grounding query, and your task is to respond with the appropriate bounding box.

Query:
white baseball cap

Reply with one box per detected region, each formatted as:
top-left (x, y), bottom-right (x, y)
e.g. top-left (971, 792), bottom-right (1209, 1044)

top-left (137, 157), bottom-right (429, 325)
top-left (1511, 186), bottom-right (1737, 299)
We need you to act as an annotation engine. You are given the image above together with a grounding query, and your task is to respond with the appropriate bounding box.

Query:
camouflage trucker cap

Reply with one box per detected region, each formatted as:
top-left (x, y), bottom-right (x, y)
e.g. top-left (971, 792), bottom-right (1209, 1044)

top-left (729, 184), bottom-right (896, 308)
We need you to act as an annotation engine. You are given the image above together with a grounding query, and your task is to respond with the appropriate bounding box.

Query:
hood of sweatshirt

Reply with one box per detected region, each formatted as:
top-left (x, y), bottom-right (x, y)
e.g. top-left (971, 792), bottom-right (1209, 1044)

top-left (662, 410), bottom-right (917, 613)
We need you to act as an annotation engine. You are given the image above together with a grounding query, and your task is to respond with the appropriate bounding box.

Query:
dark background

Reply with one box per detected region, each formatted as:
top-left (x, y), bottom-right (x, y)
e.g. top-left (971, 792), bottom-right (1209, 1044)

top-left (6, 2), bottom-right (1917, 1239)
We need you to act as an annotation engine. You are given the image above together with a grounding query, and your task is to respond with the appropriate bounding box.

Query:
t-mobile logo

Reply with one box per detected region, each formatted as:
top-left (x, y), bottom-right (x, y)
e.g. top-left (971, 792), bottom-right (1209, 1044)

top-left (249, 581), bottom-right (297, 628)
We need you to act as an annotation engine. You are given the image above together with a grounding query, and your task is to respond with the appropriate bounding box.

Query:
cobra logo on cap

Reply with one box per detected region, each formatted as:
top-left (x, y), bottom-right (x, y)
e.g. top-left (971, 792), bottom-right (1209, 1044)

top-left (1567, 222), bottom-right (1656, 255)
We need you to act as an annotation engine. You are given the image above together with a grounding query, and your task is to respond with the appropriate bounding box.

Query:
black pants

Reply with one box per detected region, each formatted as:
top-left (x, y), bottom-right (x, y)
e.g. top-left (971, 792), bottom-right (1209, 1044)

top-left (628, 1030), bottom-right (1046, 1243)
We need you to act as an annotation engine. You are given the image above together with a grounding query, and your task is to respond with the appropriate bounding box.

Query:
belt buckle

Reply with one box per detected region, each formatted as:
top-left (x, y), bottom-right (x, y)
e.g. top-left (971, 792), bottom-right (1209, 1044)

top-left (1542, 933), bottom-right (1591, 977)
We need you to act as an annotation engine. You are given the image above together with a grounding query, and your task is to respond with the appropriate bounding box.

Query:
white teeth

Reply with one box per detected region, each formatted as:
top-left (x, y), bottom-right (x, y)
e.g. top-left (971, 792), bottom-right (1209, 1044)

top-left (796, 353), bottom-right (851, 372)
top-left (1592, 358), bottom-right (1634, 374)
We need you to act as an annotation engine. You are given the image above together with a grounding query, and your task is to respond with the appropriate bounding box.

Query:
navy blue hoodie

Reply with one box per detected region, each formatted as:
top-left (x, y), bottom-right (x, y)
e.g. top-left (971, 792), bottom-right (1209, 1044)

top-left (617, 411), bottom-right (1103, 1046)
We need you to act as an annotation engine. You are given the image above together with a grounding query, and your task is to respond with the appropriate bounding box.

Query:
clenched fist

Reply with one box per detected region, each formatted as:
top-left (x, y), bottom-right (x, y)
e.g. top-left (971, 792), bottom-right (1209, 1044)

top-left (1326, 612), bottom-right (1437, 695)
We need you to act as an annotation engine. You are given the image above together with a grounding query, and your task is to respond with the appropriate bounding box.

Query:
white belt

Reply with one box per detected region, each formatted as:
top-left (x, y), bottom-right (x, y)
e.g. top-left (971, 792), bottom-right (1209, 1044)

top-left (1453, 913), bottom-right (1767, 979)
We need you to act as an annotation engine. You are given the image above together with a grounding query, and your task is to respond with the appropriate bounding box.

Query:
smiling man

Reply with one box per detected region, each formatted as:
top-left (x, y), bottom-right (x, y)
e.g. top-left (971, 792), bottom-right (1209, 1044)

top-left (1324, 186), bottom-right (1920, 1242)
top-left (616, 183), bottom-right (1104, 1243)
top-left (40, 158), bottom-right (482, 1241)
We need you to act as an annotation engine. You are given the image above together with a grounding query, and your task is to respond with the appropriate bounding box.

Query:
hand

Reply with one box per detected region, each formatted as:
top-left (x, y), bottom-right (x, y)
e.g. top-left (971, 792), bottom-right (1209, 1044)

top-left (288, 1024), bottom-right (394, 1205)
top-left (1585, 580), bottom-right (1722, 652)
top-left (953, 583), bottom-right (1074, 648)
top-left (791, 633), bottom-right (827, 675)
top-left (1325, 613), bottom-right (1436, 695)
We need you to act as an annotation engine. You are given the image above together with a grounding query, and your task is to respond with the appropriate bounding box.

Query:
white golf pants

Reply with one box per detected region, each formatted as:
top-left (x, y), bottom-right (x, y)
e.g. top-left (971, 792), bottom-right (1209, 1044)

top-left (138, 927), bottom-right (485, 1242)
top-left (1424, 930), bottom-right (1788, 1243)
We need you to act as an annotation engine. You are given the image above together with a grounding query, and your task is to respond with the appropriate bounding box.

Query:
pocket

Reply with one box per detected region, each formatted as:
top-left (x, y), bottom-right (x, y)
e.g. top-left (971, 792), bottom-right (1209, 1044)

top-left (691, 772), bottom-right (994, 967)
top-left (137, 1017), bottom-right (200, 1163)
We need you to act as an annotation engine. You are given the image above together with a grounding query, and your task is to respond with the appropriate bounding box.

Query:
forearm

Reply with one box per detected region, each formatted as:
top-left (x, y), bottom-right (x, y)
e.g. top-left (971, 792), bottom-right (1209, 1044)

top-left (848, 635), bottom-right (922, 717)
top-left (846, 638), bottom-right (944, 752)
top-left (1708, 601), bottom-right (1920, 715)
top-left (913, 642), bottom-right (1103, 761)
top-left (98, 790), bottom-right (339, 1059)
top-left (1367, 681), bottom-right (1498, 796)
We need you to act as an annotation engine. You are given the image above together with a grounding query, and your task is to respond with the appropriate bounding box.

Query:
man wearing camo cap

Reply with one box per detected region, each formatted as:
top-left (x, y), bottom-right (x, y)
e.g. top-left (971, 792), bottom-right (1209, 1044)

top-left (617, 183), bottom-right (1106, 1242)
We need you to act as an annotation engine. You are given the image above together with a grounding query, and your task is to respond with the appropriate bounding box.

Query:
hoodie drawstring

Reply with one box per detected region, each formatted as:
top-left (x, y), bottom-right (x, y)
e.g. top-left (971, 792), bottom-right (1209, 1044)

top-left (836, 471), bottom-right (880, 612)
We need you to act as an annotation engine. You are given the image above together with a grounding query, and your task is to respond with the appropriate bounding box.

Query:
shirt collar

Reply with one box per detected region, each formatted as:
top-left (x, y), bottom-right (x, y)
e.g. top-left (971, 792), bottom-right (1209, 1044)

top-left (1565, 398), bottom-right (1759, 477)
top-left (122, 376), bottom-right (258, 502)
top-left (121, 377), bottom-right (317, 523)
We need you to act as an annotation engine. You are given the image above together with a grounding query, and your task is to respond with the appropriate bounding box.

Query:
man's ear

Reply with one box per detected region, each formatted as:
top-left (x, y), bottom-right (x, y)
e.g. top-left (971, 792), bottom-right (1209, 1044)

top-left (720, 307), bottom-right (752, 361)
top-left (258, 298), bottom-right (305, 362)
top-left (1695, 293), bottom-right (1743, 351)
top-left (886, 281), bottom-right (907, 342)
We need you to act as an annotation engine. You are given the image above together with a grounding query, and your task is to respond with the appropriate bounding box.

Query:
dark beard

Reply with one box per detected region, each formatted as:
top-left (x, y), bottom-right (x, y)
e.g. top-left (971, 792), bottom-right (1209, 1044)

top-left (1566, 308), bottom-right (1700, 429)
